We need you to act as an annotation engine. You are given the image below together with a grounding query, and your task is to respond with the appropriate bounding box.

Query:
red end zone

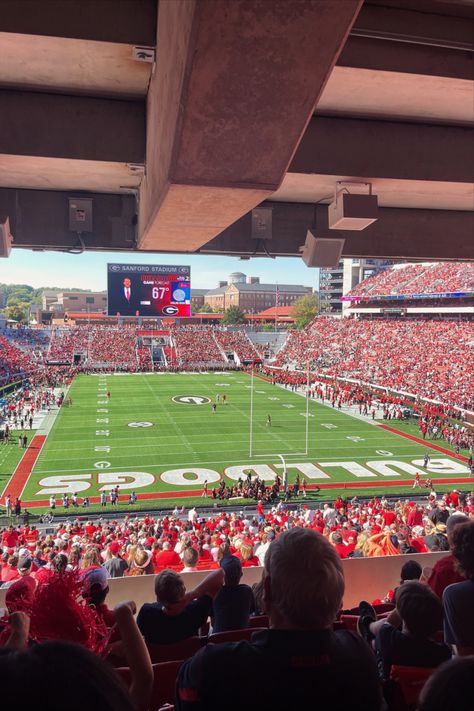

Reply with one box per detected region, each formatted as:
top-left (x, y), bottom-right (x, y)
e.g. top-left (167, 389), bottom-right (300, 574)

top-left (0, 435), bottom-right (47, 503)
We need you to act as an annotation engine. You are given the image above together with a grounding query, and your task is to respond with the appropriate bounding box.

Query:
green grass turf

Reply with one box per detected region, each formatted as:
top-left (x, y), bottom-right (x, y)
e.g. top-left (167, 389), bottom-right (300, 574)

top-left (8, 372), bottom-right (472, 511)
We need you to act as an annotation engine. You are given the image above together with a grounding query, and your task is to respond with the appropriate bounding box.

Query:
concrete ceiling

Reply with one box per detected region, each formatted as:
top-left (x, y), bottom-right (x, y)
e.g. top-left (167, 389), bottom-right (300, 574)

top-left (0, 0), bottom-right (472, 261)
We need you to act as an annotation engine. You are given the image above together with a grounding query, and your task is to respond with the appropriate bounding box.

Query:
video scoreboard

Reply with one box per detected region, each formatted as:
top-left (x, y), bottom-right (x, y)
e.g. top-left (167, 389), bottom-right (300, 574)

top-left (107, 263), bottom-right (191, 317)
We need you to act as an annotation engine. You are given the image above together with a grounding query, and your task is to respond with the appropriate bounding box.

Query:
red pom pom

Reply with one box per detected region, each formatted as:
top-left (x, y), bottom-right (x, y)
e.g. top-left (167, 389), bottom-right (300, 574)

top-left (29, 570), bottom-right (108, 653)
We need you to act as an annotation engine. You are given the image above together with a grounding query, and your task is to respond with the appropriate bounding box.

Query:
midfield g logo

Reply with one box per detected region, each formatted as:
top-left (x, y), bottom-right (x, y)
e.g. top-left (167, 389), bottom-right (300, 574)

top-left (172, 395), bottom-right (212, 405)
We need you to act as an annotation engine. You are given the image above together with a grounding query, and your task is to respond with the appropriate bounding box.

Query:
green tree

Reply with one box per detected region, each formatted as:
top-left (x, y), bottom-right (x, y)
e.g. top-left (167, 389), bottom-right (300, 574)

top-left (7, 290), bottom-right (31, 306)
top-left (291, 293), bottom-right (319, 329)
top-left (197, 302), bottom-right (215, 313)
top-left (4, 301), bottom-right (27, 323)
top-left (222, 305), bottom-right (246, 325)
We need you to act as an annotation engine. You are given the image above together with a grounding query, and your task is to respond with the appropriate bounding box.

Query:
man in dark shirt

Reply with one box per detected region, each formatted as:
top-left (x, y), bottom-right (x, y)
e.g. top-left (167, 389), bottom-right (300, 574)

top-left (360, 581), bottom-right (451, 681)
top-left (429, 502), bottom-right (449, 526)
top-left (211, 555), bottom-right (254, 633)
top-left (137, 568), bottom-right (224, 645)
top-left (443, 520), bottom-right (474, 656)
top-left (104, 542), bottom-right (128, 578)
top-left (176, 528), bottom-right (381, 711)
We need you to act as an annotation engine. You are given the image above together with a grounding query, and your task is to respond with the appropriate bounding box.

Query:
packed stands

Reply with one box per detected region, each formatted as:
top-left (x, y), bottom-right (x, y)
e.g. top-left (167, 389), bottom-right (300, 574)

top-left (47, 327), bottom-right (138, 368)
top-left (1, 321), bottom-right (473, 411)
top-left (214, 330), bottom-right (262, 362)
top-left (0, 327), bottom-right (50, 355)
top-left (137, 346), bottom-right (153, 370)
top-left (47, 326), bottom-right (90, 362)
top-left (0, 336), bottom-right (36, 384)
top-left (2, 492), bottom-right (472, 574)
top-left (88, 327), bottom-right (137, 367)
top-left (171, 327), bottom-right (226, 368)
top-left (348, 262), bottom-right (474, 298)
top-left (273, 317), bottom-right (474, 410)
top-left (1, 497), bottom-right (473, 708)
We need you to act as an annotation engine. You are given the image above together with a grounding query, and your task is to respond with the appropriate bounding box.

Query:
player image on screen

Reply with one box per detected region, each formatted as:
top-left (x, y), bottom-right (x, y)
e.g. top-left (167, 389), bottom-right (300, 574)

top-left (107, 264), bottom-right (191, 317)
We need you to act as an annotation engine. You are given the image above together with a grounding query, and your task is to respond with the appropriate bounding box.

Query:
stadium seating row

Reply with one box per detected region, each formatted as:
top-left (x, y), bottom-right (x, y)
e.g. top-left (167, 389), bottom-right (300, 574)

top-left (348, 262), bottom-right (474, 298)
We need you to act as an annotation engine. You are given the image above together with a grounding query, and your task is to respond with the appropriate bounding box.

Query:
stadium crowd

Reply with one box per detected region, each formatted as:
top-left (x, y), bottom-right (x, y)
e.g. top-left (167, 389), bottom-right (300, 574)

top-left (137, 346), bottom-right (153, 370)
top-left (0, 327), bottom-right (50, 353)
top-left (273, 317), bottom-right (474, 411)
top-left (39, 325), bottom-right (265, 370)
top-left (88, 327), bottom-right (138, 366)
top-left (48, 326), bottom-right (139, 368)
top-left (47, 326), bottom-right (91, 361)
top-left (0, 500), bottom-right (473, 710)
top-left (2, 320), bottom-right (472, 412)
top-left (2, 490), bottom-right (473, 579)
top-left (0, 335), bottom-right (36, 385)
top-left (348, 262), bottom-right (474, 298)
top-left (171, 327), bottom-right (226, 368)
top-left (213, 330), bottom-right (262, 362)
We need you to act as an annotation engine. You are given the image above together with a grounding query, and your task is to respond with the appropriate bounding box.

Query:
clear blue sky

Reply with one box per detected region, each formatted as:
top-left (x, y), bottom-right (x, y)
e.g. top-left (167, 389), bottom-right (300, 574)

top-left (1, 249), bottom-right (319, 291)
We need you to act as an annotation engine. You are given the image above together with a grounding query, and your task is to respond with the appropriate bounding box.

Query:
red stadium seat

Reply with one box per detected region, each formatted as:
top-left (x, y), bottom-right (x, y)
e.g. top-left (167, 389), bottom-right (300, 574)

top-left (195, 559), bottom-right (219, 570)
top-left (146, 636), bottom-right (203, 663)
top-left (151, 661), bottom-right (183, 711)
top-left (339, 614), bottom-right (359, 632)
top-left (389, 665), bottom-right (435, 709)
top-left (117, 661), bottom-right (182, 711)
top-left (248, 615), bottom-right (269, 628)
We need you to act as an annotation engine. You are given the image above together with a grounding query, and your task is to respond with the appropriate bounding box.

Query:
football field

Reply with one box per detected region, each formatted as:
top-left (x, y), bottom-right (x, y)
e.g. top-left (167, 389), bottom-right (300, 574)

top-left (3, 372), bottom-right (472, 511)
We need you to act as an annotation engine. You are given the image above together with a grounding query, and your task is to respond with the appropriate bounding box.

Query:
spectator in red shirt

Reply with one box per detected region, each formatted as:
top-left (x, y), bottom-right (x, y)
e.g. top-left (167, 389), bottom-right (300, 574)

top-left (381, 505), bottom-right (396, 527)
top-left (407, 505), bottom-right (424, 528)
top-left (428, 513), bottom-right (468, 597)
top-left (4, 555), bottom-right (36, 610)
top-left (329, 531), bottom-right (353, 559)
top-left (1, 554), bottom-right (20, 583)
top-left (34, 551), bottom-right (57, 585)
top-left (2, 526), bottom-right (19, 550)
top-left (240, 542), bottom-right (259, 567)
top-left (153, 541), bottom-right (181, 571)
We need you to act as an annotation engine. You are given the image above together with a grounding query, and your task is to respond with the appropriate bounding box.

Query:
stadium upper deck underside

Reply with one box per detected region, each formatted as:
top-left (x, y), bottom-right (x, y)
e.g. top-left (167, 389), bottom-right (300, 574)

top-left (0, 0), bottom-right (473, 261)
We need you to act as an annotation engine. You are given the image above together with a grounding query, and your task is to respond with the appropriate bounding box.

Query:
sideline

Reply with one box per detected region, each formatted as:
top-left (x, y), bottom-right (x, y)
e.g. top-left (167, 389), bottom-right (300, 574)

top-left (377, 423), bottom-right (468, 463)
top-left (0, 384), bottom-right (66, 504)
top-left (15, 474), bottom-right (473, 510)
top-left (0, 435), bottom-right (47, 503)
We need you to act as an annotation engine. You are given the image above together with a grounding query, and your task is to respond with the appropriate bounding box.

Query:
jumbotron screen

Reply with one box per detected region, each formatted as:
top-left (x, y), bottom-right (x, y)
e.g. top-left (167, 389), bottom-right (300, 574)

top-left (107, 263), bottom-right (191, 317)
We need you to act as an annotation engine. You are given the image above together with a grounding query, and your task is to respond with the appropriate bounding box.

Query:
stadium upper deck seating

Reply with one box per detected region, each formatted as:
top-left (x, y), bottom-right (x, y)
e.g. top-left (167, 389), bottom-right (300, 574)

top-left (348, 262), bottom-right (474, 299)
top-left (171, 327), bottom-right (226, 367)
top-left (0, 335), bottom-right (36, 383)
top-left (273, 317), bottom-right (474, 410)
top-left (213, 330), bottom-right (262, 362)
